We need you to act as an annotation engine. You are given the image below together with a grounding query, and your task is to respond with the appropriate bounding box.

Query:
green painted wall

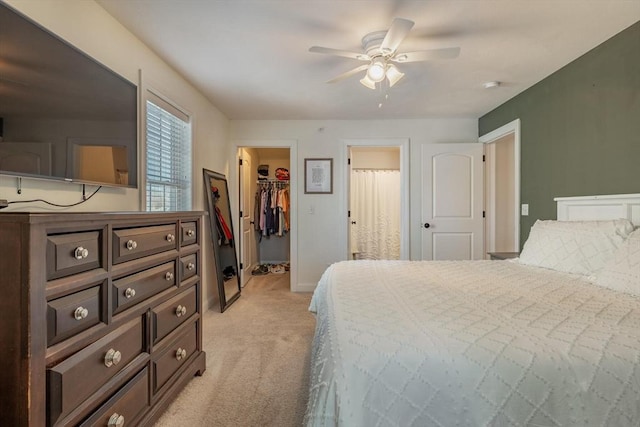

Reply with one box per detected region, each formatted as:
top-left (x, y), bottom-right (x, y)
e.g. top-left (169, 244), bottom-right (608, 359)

top-left (479, 21), bottom-right (640, 247)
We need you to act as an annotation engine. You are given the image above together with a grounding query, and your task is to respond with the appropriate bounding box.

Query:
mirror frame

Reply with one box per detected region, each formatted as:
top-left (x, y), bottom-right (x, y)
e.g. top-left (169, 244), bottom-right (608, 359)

top-left (203, 168), bottom-right (241, 312)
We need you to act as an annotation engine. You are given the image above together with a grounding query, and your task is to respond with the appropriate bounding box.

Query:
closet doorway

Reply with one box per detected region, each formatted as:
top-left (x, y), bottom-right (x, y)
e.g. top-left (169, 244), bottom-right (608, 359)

top-left (345, 140), bottom-right (409, 261)
top-left (238, 147), bottom-right (293, 289)
top-left (480, 119), bottom-right (521, 258)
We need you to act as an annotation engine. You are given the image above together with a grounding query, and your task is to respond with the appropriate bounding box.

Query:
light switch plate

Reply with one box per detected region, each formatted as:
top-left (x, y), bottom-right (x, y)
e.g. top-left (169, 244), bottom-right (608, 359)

top-left (521, 204), bottom-right (529, 216)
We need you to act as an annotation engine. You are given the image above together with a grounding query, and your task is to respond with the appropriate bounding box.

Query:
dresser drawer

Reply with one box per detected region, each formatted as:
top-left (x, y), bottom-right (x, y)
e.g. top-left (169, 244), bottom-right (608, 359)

top-left (48, 317), bottom-right (145, 425)
top-left (47, 231), bottom-right (102, 280)
top-left (152, 286), bottom-right (197, 345)
top-left (79, 367), bottom-right (150, 427)
top-left (112, 261), bottom-right (176, 315)
top-left (180, 253), bottom-right (198, 282)
top-left (47, 285), bottom-right (104, 346)
top-left (153, 322), bottom-right (198, 393)
top-left (180, 221), bottom-right (197, 247)
top-left (112, 224), bottom-right (177, 264)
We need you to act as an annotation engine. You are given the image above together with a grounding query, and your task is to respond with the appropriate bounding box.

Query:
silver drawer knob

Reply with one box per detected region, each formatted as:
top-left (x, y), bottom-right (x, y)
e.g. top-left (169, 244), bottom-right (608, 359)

top-left (124, 287), bottom-right (136, 299)
top-left (186, 262), bottom-right (195, 271)
top-left (108, 413), bottom-right (125, 427)
top-left (175, 347), bottom-right (187, 361)
top-left (126, 239), bottom-right (137, 251)
top-left (74, 306), bottom-right (89, 320)
top-left (74, 246), bottom-right (89, 260)
top-left (166, 233), bottom-right (175, 242)
top-left (104, 348), bottom-right (122, 368)
top-left (186, 229), bottom-right (195, 237)
top-left (175, 305), bottom-right (187, 317)
top-left (165, 271), bottom-right (174, 281)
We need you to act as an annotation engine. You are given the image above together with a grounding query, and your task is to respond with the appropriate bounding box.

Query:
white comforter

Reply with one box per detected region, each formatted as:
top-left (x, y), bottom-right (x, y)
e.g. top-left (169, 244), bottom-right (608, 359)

top-left (305, 260), bottom-right (640, 427)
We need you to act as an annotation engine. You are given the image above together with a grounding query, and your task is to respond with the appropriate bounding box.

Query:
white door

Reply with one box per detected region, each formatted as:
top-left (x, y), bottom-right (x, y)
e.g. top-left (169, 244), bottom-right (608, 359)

top-left (421, 143), bottom-right (484, 260)
top-left (239, 151), bottom-right (254, 286)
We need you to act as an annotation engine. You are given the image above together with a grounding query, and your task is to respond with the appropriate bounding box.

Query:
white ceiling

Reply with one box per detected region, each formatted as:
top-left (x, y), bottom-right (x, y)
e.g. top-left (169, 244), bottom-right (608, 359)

top-left (97, 0), bottom-right (640, 120)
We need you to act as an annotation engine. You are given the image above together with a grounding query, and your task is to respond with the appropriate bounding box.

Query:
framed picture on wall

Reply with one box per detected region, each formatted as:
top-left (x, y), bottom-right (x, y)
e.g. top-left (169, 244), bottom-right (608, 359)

top-left (304, 158), bottom-right (333, 194)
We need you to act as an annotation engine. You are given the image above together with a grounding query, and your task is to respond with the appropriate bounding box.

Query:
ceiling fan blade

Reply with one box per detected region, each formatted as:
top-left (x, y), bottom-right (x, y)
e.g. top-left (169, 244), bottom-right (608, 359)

top-left (380, 18), bottom-right (414, 54)
top-left (309, 46), bottom-right (370, 61)
top-left (326, 64), bottom-right (369, 83)
top-left (391, 47), bottom-right (460, 63)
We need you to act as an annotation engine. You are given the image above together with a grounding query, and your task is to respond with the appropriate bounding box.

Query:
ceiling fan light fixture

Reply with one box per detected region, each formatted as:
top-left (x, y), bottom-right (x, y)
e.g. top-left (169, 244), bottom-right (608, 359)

top-left (386, 65), bottom-right (404, 87)
top-left (367, 58), bottom-right (387, 82)
top-left (360, 75), bottom-right (377, 90)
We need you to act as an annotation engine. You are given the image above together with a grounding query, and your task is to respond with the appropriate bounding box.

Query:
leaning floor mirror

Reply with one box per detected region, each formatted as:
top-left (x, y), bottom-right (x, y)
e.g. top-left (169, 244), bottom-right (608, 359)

top-left (203, 168), bottom-right (241, 312)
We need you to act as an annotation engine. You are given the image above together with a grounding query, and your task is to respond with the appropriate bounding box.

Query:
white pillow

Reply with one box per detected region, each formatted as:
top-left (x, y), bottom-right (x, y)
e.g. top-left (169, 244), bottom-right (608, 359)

top-left (595, 229), bottom-right (640, 296)
top-left (518, 219), bottom-right (634, 276)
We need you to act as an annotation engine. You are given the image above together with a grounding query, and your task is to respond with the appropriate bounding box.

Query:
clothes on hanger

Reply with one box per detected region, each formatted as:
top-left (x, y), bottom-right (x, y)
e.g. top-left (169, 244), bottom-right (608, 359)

top-left (255, 180), bottom-right (289, 237)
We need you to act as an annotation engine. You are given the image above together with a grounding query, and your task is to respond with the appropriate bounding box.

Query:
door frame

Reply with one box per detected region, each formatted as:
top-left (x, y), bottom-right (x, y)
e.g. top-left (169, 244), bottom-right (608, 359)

top-left (230, 140), bottom-right (298, 292)
top-left (342, 138), bottom-right (410, 260)
top-left (479, 118), bottom-right (521, 252)
top-left (238, 149), bottom-right (255, 287)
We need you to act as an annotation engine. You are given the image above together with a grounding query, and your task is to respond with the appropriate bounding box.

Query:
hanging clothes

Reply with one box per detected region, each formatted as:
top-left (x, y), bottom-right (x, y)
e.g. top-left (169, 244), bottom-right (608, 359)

top-left (254, 180), bottom-right (289, 237)
top-left (254, 189), bottom-right (262, 232)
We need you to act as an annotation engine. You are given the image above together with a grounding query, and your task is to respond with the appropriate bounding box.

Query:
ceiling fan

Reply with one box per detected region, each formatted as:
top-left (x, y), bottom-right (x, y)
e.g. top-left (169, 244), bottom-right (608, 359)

top-left (309, 18), bottom-right (460, 89)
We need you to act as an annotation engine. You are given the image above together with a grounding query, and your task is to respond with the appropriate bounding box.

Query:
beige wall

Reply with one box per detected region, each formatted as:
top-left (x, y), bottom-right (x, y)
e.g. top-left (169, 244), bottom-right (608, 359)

top-left (494, 135), bottom-right (516, 252)
top-left (351, 147), bottom-right (400, 170)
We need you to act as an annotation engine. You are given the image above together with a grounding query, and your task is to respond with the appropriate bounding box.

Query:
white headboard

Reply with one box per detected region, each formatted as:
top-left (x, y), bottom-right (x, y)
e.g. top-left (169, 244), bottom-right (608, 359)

top-left (555, 194), bottom-right (640, 226)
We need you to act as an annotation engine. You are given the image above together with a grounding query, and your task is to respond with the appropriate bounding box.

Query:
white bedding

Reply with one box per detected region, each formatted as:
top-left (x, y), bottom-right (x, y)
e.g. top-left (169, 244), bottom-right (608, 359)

top-left (305, 260), bottom-right (640, 427)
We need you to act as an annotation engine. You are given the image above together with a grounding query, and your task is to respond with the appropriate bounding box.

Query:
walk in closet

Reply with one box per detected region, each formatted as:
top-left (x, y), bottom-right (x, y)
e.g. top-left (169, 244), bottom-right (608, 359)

top-left (238, 148), bottom-right (291, 286)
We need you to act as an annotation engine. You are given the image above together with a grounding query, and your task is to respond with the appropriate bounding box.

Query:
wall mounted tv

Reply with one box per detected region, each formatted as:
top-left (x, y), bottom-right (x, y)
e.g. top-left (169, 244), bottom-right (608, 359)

top-left (0, 3), bottom-right (138, 188)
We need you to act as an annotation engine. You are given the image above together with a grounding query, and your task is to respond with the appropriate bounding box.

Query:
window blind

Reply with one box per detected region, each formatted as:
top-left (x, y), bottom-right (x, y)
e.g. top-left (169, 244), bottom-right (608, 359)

top-left (145, 97), bottom-right (191, 211)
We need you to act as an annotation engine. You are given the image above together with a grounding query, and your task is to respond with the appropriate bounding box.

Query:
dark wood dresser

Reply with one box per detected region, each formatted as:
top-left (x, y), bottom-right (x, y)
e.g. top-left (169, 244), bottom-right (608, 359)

top-left (0, 212), bottom-right (206, 426)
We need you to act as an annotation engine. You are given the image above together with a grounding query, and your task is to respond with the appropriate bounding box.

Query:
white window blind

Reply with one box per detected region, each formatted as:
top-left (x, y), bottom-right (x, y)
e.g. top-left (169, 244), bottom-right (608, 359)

top-left (145, 94), bottom-right (192, 211)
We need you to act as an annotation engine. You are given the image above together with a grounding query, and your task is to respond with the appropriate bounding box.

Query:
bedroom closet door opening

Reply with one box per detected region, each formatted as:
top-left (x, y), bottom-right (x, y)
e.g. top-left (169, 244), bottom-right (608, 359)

top-left (349, 146), bottom-right (401, 260)
top-left (238, 147), bottom-right (291, 286)
top-left (480, 118), bottom-right (521, 258)
top-left (484, 134), bottom-right (517, 258)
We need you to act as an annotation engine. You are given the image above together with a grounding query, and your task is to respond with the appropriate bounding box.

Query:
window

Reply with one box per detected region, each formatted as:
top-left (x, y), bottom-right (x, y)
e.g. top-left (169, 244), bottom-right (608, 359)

top-left (145, 92), bottom-right (192, 211)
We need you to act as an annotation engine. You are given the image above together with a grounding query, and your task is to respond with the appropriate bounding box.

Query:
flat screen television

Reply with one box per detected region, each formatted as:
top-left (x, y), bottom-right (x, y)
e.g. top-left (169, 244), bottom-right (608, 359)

top-left (0, 3), bottom-right (138, 188)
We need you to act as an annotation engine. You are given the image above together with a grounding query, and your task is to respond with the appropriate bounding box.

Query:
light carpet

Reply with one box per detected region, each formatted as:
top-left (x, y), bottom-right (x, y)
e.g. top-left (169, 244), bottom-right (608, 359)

top-left (154, 272), bottom-right (315, 426)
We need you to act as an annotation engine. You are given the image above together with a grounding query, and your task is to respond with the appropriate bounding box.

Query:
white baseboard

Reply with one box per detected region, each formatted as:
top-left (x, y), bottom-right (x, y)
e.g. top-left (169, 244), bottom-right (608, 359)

top-left (292, 282), bottom-right (316, 293)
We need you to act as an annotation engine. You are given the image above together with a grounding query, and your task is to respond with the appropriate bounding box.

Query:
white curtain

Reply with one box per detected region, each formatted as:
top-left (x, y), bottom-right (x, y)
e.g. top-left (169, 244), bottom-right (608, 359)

top-left (350, 169), bottom-right (401, 260)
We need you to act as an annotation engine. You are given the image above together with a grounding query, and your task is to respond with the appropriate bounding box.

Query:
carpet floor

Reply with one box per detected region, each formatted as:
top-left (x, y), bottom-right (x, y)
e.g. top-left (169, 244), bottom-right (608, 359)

top-left (154, 272), bottom-right (315, 426)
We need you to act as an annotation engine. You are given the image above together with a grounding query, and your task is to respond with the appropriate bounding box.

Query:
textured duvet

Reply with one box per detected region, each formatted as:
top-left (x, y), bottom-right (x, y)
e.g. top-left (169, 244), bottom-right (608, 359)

top-left (304, 260), bottom-right (640, 427)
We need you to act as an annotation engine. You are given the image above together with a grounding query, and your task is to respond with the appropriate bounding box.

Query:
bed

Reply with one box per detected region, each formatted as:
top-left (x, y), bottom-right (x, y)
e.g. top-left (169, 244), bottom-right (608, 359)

top-left (305, 194), bottom-right (640, 427)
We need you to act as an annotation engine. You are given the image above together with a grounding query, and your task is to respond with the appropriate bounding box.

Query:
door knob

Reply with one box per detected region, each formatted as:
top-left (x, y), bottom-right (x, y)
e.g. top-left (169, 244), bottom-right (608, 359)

top-left (424, 223), bottom-right (431, 229)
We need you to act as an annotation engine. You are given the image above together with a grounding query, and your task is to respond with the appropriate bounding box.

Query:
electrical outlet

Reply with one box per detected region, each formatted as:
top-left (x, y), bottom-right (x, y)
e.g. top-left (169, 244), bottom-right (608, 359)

top-left (521, 204), bottom-right (529, 216)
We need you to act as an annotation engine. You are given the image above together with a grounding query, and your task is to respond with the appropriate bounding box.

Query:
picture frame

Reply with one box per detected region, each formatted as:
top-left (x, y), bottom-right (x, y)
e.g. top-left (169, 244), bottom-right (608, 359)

top-left (304, 158), bottom-right (333, 194)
